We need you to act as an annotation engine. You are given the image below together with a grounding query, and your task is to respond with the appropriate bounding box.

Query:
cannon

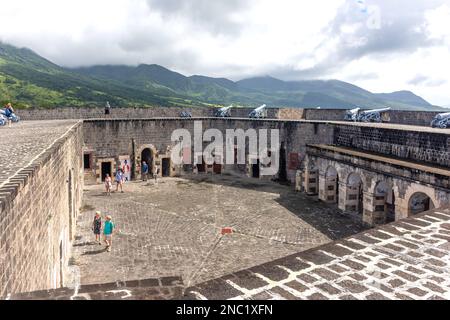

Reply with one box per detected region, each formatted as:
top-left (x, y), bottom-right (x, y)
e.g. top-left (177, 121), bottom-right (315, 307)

top-left (344, 107), bottom-right (391, 123)
top-left (249, 104), bottom-right (267, 119)
top-left (430, 112), bottom-right (450, 129)
top-left (180, 111), bottom-right (192, 118)
top-left (344, 107), bottom-right (361, 121)
top-left (214, 105), bottom-right (233, 118)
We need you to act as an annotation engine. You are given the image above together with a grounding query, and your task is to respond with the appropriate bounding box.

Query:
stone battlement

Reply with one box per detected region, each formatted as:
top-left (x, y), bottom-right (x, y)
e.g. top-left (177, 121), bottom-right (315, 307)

top-left (15, 106), bottom-right (445, 127)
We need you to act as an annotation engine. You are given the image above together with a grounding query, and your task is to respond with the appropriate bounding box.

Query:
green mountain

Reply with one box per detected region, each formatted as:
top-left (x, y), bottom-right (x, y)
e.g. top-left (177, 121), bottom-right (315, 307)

top-left (0, 42), bottom-right (442, 110)
top-left (0, 43), bottom-right (205, 108)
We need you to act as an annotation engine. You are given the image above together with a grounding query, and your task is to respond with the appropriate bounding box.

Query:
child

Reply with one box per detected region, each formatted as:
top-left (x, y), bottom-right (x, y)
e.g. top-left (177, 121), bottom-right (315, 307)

top-left (104, 174), bottom-right (112, 195)
top-left (103, 215), bottom-right (115, 252)
top-left (92, 211), bottom-right (102, 244)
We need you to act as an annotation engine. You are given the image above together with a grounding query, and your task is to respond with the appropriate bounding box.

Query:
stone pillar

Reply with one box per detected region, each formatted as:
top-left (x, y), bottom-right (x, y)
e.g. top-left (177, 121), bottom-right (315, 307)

top-left (363, 192), bottom-right (387, 227)
top-left (131, 139), bottom-right (136, 180)
top-left (304, 169), bottom-right (318, 195)
top-left (319, 174), bottom-right (338, 204)
top-left (318, 173), bottom-right (326, 201)
top-left (338, 181), bottom-right (347, 211)
top-left (395, 199), bottom-right (409, 221)
top-left (295, 170), bottom-right (303, 192)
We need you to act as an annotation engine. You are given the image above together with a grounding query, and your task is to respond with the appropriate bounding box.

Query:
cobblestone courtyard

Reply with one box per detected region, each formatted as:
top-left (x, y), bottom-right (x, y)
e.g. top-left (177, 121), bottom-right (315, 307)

top-left (70, 174), bottom-right (366, 288)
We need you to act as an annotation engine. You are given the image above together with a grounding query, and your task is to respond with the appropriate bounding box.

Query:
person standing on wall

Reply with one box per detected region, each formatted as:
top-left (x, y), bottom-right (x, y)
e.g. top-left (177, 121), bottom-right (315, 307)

top-left (142, 161), bottom-right (149, 181)
top-left (105, 101), bottom-right (111, 115)
top-left (103, 215), bottom-right (115, 252)
top-left (115, 169), bottom-right (125, 193)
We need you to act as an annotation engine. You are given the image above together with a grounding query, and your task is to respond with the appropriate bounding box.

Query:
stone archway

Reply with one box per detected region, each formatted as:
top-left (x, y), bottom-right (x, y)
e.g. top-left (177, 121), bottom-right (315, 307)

top-left (408, 192), bottom-right (436, 215)
top-left (396, 184), bottom-right (441, 219)
top-left (304, 162), bottom-right (319, 195)
top-left (363, 180), bottom-right (394, 226)
top-left (137, 144), bottom-right (157, 178)
top-left (344, 172), bottom-right (363, 213)
top-left (324, 166), bottom-right (339, 203)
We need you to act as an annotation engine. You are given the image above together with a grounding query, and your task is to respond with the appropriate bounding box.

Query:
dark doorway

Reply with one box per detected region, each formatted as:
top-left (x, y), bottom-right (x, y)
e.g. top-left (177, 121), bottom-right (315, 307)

top-left (213, 163), bottom-right (222, 174)
top-left (197, 156), bottom-right (206, 173)
top-left (141, 148), bottom-right (154, 174)
top-left (387, 191), bottom-right (395, 222)
top-left (252, 159), bottom-right (260, 178)
top-left (101, 162), bottom-right (112, 182)
top-left (162, 158), bottom-right (171, 177)
top-left (358, 185), bottom-right (364, 214)
top-left (83, 154), bottom-right (91, 169)
top-left (59, 241), bottom-right (64, 288)
top-left (279, 144), bottom-right (287, 181)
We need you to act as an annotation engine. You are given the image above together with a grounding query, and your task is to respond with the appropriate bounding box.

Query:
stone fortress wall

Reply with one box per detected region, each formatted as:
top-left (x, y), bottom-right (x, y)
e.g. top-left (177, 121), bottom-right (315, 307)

top-left (82, 118), bottom-right (334, 184)
top-left (16, 106), bottom-right (443, 126)
top-left (302, 109), bottom-right (443, 126)
top-left (0, 122), bottom-right (83, 297)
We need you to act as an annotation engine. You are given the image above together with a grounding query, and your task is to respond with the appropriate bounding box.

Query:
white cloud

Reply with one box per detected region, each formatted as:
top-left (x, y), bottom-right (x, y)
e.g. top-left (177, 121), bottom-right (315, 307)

top-left (0, 0), bottom-right (449, 105)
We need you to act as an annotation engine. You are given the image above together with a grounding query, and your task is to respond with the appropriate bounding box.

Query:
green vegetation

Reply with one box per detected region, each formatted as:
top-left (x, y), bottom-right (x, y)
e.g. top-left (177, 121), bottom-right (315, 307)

top-left (0, 42), bottom-right (443, 110)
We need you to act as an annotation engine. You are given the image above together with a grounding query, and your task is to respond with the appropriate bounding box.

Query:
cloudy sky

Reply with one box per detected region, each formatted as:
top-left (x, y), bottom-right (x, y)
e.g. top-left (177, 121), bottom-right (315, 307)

top-left (1, 0), bottom-right (450, 106)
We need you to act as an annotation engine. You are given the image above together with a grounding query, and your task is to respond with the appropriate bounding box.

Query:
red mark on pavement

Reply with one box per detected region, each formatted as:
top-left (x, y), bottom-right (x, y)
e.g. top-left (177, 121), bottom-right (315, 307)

top-left (221, 227), bottom-right (233, 235)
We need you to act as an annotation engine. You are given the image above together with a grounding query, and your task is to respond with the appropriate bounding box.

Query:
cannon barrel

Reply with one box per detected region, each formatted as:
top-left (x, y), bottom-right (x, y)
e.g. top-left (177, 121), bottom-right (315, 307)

top-left (253, 104), bottom-right (267, 112)
top-left (435, 112), bottom-right (450, 119)
top-left (359, 107), bottom-right (391, 115)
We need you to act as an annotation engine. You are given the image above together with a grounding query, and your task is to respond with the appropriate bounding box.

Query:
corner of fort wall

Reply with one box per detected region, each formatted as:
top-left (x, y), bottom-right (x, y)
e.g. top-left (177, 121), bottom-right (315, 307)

top-left (0, 122), bottom-right (83, 296)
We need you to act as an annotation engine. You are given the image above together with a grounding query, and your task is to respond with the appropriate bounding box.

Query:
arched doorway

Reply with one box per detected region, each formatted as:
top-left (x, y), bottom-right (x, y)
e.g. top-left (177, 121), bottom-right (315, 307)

top-left (325, 166), bottom-right (339, 203)
top-left (408, 192), bottom-right (435, 215)
top-left (141, 148), bottom-right (154, 175)
top-left (373, 181), bottom-right (393, 222)
top-left (347, 173), bottom-right (363, 213)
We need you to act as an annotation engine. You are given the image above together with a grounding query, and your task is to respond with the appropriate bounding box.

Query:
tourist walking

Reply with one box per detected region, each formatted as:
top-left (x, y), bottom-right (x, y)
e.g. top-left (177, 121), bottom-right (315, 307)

top-left (92, 211), bottom-right (102, 244)
top-left (103, 215), bottom-right (115, 252)
top-left (104, 174), bottom-right (112, 195)
top-left (115, 169), bottom-right (124, 193)
top-left (142, 161), bottom-right (149, 181)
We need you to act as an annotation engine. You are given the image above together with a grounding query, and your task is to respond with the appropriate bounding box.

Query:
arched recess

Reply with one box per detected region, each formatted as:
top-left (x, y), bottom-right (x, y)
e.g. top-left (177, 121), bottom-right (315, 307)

top-left (306, 163), bottom-right (319, 195)
top-left (137, 144), bottom-right (157, 176)
top-left (373, 181), bottom-right (396, 223)
top-left (408, 192), bottom-right (436, 215)
top-left (324, 166), bottom-right (339, 203)
top-left (346, 172), bottom-right (363, 213)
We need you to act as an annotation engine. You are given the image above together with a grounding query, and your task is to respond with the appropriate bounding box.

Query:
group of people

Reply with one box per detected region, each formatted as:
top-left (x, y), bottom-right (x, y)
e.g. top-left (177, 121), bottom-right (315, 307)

top-left (104, 169), bottom-right (125, 195)
top-left (92, 211), bottom-right (115, 252)
top-left (141, 161), bottom-right (159, 183)
top-left (0, 103), bottom-right (19, 127)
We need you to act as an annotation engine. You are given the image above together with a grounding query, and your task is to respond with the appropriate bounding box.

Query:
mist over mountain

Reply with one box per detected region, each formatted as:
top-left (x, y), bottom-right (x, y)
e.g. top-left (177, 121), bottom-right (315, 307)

top-left (0, 42), bottom-right (442, 110)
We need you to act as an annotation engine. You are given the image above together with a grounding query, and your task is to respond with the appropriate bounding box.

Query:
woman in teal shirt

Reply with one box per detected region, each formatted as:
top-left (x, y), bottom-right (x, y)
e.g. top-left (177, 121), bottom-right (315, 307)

top-left (103, 215), bottom-right (115, 252)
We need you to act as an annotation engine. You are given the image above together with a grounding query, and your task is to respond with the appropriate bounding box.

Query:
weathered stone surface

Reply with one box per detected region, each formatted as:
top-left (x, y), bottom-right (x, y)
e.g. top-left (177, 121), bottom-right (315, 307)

top-left (70, 175), bottom-right (365, 287)
top-left (185, 208), bottom-right (450, 300)
top-left (0, 120), bottom-right (83, 297)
